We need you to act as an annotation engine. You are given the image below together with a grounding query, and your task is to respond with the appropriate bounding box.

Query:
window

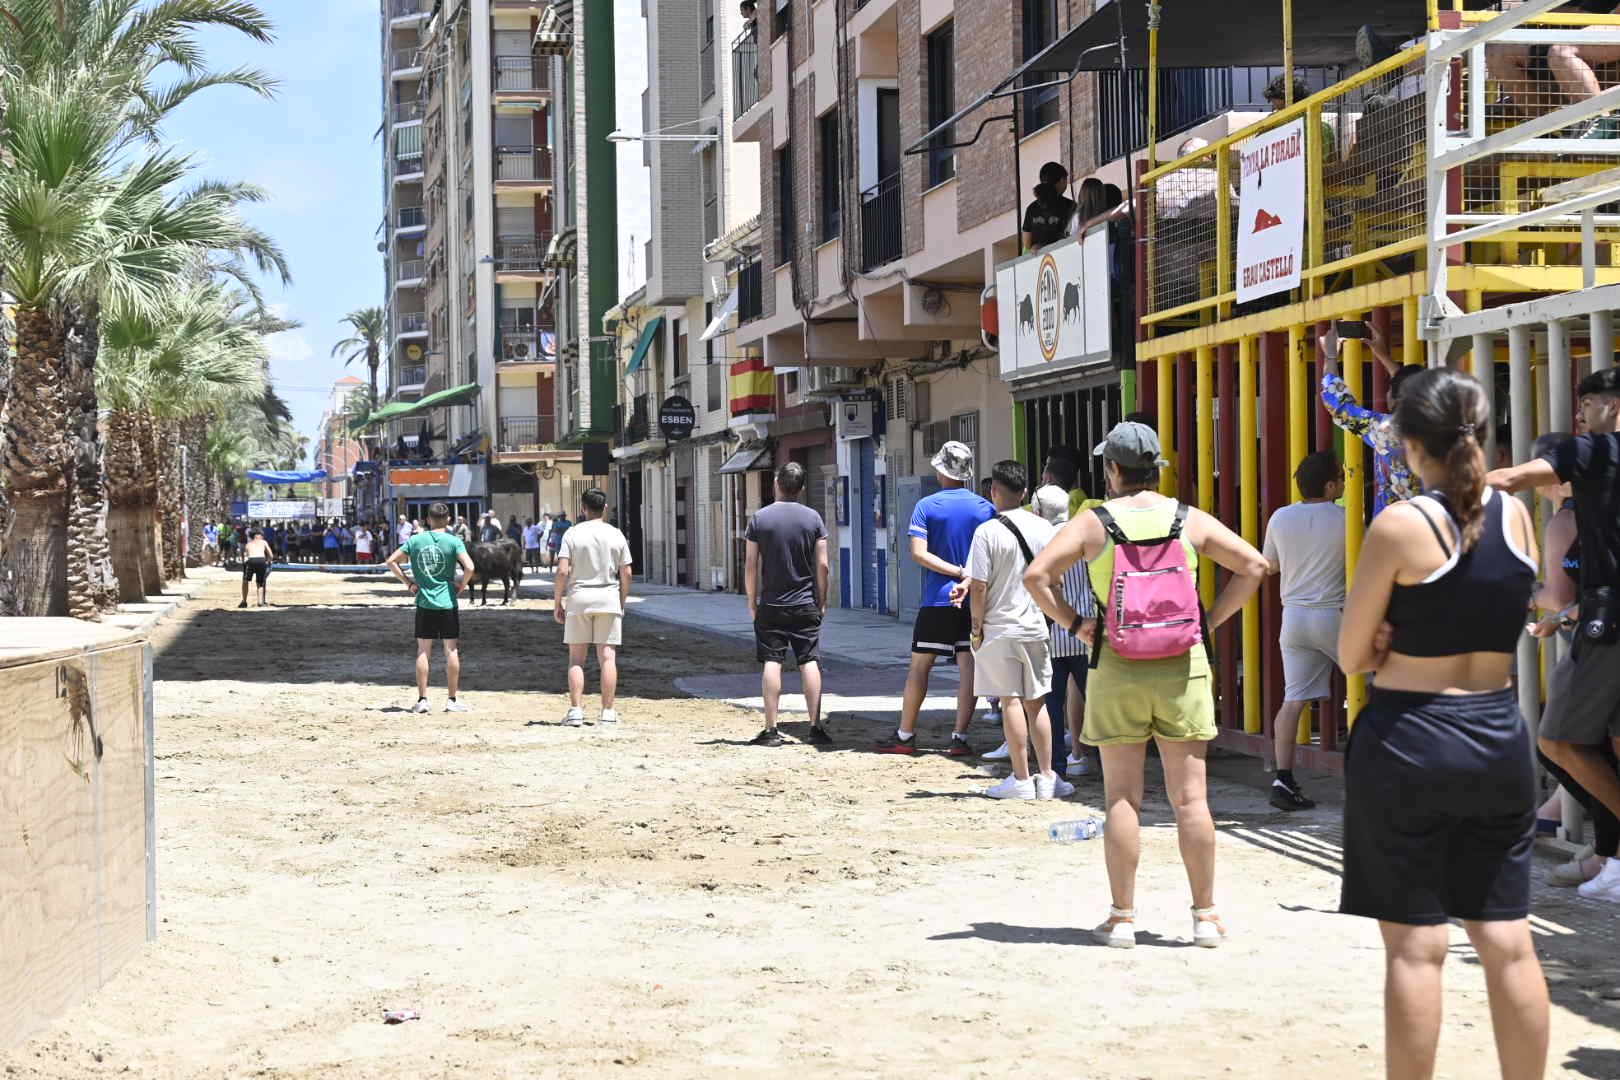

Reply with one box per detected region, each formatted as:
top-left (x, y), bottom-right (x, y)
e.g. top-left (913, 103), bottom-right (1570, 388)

top-left (706, 304), bottom-right (723, 412)
top-left (776, 146), bottom-right (794, 265)
top-left (702, 146), bottom-right (720, 244)
top-left (1021, 0), bottom-right (1059, 132)
top-left (672, 318), bottom-right (688, 381)
top-left (772, 0), bottom-right (790, 42)
top-left (819, 110), bottom-right (841, 243)
top-left (926, 23), bottom-right (955, 186)
top-left (700, 0), bottom-right (717, 102)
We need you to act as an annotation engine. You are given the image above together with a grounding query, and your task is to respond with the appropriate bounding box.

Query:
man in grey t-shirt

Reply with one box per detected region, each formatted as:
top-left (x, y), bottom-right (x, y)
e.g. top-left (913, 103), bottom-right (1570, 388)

top-left (1261, 451), bottom-right (1345, 811)
top-left (744, 462), bottom-right (831, 747)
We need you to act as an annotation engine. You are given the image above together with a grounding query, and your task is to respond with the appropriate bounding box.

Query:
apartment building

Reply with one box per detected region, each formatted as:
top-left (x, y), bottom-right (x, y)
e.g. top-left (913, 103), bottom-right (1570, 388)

top-left (315, 376), bottom-right (366, 503)
top-left (608, 0), bottom-right (762, 590)
top-left (378, 0), bottom-right (582, 525)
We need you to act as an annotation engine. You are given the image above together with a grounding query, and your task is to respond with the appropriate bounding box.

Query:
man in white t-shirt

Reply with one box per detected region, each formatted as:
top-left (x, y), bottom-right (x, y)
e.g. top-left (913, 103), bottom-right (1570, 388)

top-left (959, 460), bottom-right (1071, 801)
top-left (554, 487), bottom-right (634, 726)
top-left (1261, 451), bottom-right (1346, 812)
top-left (396, 516), bottom-right (414, 548)
top-left (522, 518), bottom-right (544, 571)
top-left (355, 525), bottom-right (375, 564)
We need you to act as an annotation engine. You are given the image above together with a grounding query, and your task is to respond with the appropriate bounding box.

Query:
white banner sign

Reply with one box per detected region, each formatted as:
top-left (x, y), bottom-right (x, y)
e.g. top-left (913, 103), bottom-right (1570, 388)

top-left (1235, 118), bottom-right (1306, 304)
top-left (994, 227), bottom-right (1113, 381)
top-left (247, 499), bottom-right (316, 520)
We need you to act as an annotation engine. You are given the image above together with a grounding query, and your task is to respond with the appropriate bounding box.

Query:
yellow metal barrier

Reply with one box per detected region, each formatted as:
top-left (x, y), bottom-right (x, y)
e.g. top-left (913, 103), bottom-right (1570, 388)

top-left (1238, 336), bottom-right (1261, 734)
top-left (1342, 334), bottom-right (1368, 723)
top-left (1196, 345), bottom-right (1216, 613)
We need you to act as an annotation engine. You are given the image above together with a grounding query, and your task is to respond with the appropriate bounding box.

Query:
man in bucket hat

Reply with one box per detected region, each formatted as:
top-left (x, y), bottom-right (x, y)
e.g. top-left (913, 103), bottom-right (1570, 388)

top-left (876, 440), bottom-right (996, 756)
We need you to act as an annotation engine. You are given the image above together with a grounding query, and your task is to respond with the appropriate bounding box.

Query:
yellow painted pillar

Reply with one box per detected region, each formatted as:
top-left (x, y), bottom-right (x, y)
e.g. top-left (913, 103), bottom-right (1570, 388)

top-left (1343, 334), bottom-right (1368, 722)
top-left (1288, 324), bottom-right (1307, 500)
top-left (1402, 295), bottom-right (1421, 369)
top-left (1158, 355), bottom-right (1177, 496)
top-left (1196, 345), bottom-right (1216, 612)
top-left (1239, 336), bottom-right (1261, 735)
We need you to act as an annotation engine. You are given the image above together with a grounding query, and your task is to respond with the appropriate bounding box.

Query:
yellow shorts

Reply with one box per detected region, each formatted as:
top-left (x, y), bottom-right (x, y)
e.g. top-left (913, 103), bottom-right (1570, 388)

top-left (1082, 648), bottom-right (1217, 746)
top-left (564, 611), bottom-right (623, 646)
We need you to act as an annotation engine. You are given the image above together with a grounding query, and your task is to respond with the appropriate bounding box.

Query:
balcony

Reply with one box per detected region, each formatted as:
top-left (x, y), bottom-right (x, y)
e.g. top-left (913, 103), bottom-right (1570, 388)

top-left (395, 258), bottom-right (425, 284)
top-left (391, 100), bottom-right (423, 125)
top-left (732, 27), bottom-right (760, 116)
top-left (621, 396), bottom-right (651, 446)
top-left (389, 0), bottom-right (427, 18)
top-left (493, 234), bottom-right (553, 274)
top-left (396, 205), bottom-right (426, 231)
top-left (495, 146), bottom-right (553, 184)
top-left (737, 259), bottom-right (763, 323)
top-left (396, 365), bottom-right (427, 388)
top-left (704, 192), bottom-right (720, 246)
top-left (860, 173), bottom-right (902, 271)
top-left (497, 414), bottom-right (556, 453)
top-left (394, 152), bottom-right (424, 179)
top-left (396, 311), bottom-right (428, 336)
top-left (391, 48), bottom-right (423, 76)
top-left (493, 56), bottom-right (548, 94)
top-left (700, 36), bottom-right (716, 103)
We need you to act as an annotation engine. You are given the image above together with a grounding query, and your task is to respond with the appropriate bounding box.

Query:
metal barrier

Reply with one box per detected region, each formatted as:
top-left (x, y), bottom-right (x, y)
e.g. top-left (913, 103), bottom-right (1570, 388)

top-left (733, 28), bottom-right (760, 116)
top-left (860, 173), bottom-right (903, 270)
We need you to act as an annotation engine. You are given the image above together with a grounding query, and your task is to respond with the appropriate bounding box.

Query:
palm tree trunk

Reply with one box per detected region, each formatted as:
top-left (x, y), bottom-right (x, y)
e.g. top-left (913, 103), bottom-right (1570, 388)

top-left (105, 409), bottom-right (149, 602)
top-left (181, 417), bottom-right (209, 567)
top-left (0, 285), bottom-right (15, 616)
top-left (136, 409), bottom-right (164, 592)
top-left (63, 305), bottom-right (112, 620)
top-left (2, 307), bottom-right (70, 617)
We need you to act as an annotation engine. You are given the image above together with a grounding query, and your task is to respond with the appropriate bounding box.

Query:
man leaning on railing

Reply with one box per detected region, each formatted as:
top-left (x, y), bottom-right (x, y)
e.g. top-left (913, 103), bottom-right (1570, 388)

top-left (1318, 320), bottom-right (1422, 517)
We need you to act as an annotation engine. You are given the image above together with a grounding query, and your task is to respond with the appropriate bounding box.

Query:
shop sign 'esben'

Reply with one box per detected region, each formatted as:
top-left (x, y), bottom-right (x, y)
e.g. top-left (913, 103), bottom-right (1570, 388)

top-left (659, 395), bottom-right (696, 441)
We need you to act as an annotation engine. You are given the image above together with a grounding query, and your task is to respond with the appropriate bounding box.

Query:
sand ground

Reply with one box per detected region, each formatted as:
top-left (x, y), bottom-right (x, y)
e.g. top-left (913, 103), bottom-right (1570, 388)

top-left (4, 568), bottom-right (1619, 1079)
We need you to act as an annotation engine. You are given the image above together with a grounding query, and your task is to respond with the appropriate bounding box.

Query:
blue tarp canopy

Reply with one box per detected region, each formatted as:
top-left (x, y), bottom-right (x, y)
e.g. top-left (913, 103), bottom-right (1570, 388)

top-left (246, 469), bottom-right (329, 485)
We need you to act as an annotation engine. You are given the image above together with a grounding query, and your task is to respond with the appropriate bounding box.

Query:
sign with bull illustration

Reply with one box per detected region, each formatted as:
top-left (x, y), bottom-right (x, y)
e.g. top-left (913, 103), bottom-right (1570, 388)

top-left (994, 226), bottom-right (1112, 381)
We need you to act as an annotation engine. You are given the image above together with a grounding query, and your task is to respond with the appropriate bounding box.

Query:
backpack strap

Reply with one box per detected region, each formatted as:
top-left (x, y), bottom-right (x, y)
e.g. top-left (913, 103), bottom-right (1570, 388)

top-left (1168, 501), bottom-right (1190, 540)
top-left (996, 514), bottom-right (1038, 565)
top-left (1090, 505), bottom-right (1131, 548)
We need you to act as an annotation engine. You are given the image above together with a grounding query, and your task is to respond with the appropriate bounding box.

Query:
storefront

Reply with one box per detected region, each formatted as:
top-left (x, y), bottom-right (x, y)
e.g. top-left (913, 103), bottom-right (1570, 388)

top-left (385, 463), bottom-right (488, 521)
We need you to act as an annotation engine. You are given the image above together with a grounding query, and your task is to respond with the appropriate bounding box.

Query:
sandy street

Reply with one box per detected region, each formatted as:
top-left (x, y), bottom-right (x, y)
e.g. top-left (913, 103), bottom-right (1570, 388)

top-left (4, 568), bottom-right (1619, 1079)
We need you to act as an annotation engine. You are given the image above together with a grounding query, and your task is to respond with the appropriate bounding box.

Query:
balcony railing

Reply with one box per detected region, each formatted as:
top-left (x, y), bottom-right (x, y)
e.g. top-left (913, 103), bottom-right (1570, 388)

top-left (737, 259), bottom-right (763, 323)
top-left (700, 37), bottom-right (716, 102)
top-left (394, 152), bottom-right (424, 176)
top-left (391, 48), bottom-right (422, 73)
top-left (860, 172), bottom-right (902, 271)
top-left (397, 365), bottom-right (427, 386)
top-left (397, 311), bottom-right (428, 334)
top-left (396, 258), bottom-right (425, 282)
top-left (493, 234), bottom-right (553, 273)
top-left (497, 414), bottom-right (555, 452)
top-left (495, 146), bottom-right (553, 183)
top-left (493, 56), bottom-right (547, 93)
top-left (391, 100), bottom-right (423, 124)
top-left (732, 27), bottom-right (760, 116)
top-left (623, 396), bottom-right (650, 445)
top-left (390, 0), bottom-right (427, 17)
top-left (397, 205), bottom-right (425, 229)
top-left (499, 332), bottom-right (547, 362)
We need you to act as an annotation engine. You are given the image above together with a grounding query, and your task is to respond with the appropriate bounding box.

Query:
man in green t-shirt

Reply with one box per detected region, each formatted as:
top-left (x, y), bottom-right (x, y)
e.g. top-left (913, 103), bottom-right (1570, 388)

top-left (385, 501), bottom-right (476, 714)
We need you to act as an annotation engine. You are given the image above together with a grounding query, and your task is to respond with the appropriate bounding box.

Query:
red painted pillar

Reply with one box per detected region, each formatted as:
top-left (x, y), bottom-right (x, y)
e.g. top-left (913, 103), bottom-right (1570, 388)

top-left (1260, 332), bottom-right (1290, 743)
top-left (1177, 353), bottom-right (1196, 504)
top-left (1314, 321), bottom-right (1333, 452)
top-left (1217, 343), bottom-right (1239, 731)
top-left (1139, 357), bottom-right (1159, 423)
top-left (1371, 306), bottom-right (1392, 414)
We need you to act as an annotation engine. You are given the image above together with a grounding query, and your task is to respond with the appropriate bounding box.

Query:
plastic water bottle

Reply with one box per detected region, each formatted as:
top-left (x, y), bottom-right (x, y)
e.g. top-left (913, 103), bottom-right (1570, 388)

top-left (1048, 819), bottom-right (1104, 843)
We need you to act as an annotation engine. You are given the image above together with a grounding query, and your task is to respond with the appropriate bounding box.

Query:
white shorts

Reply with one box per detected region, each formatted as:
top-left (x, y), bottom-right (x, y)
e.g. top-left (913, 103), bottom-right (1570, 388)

top-left (564, 611), bottom-right (623, 646)
top-left (1280, 606), bottom-right (1342, 703)
top-left (972, 636), bottom-right (1052, 700)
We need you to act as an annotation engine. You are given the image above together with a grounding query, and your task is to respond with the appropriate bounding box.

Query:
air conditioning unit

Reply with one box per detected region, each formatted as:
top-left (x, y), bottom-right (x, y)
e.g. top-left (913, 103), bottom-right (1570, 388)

top-left (805, 365), bottom-right (863, 395)
top-left (884, 374), bottom-right (928, 424)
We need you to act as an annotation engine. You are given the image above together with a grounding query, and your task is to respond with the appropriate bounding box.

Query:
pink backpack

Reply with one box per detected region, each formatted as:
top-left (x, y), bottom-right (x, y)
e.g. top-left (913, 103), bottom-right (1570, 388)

top-left (1091, 502), bottom-right (1204, 662)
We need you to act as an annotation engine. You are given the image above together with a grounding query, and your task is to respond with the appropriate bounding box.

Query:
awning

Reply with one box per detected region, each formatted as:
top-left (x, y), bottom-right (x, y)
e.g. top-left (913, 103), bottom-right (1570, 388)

top-left (246, 469), bottom-right (329, 485)
top-left (906, 0), bottom-right (1425, 157)
top-left (623, 316), bottom-right (663, 377)
top-left (718, 441), bottom-right (772, 474)
top-left (407, 381), bottom-right (481, 412)
top-left (533, 3), bottom-right (570, 54)
top-left (364, 400), bottom-right (420, 425)
top-left (700, 290), bottom-right (740, 342)
top-left (544, 228), bottom-right (577, 269)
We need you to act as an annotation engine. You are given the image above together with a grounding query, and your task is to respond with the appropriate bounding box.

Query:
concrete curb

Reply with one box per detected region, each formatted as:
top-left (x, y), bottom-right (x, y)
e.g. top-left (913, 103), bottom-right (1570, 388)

top-left (99, 568), bottom-right (220, 638)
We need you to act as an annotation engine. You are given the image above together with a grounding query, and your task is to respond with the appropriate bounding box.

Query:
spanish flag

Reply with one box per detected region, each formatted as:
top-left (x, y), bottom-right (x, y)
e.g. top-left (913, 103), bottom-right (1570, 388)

top-left (729, 353), bottom-right (774, 415)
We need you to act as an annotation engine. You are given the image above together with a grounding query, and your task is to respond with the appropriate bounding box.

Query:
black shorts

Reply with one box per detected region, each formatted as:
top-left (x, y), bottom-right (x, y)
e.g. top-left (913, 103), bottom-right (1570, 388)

top-left (415, 606), bottom-right (461, 641)
top-left (243, 558), bottom-right (269, 586)
top-left (755, 604), bottom-right (822, 665)
top-left (912, 604), bottom-right (972, 658)
top-left (1341, 687), bottom-right (1534, 926)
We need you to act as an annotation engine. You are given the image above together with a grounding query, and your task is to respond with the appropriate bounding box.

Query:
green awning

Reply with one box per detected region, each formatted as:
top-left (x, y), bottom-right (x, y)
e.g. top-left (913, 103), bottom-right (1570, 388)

top-left (364, 400), bottom-right (420, 425)
top-left (406, 381), bottom-right (481, 413)
top-left (624, 316), bottom-right (662, 377)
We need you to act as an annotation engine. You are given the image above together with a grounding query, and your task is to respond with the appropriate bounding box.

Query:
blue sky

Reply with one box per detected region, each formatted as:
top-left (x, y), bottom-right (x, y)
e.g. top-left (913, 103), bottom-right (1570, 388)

top-left (163, 1), bottom-right (649, 466)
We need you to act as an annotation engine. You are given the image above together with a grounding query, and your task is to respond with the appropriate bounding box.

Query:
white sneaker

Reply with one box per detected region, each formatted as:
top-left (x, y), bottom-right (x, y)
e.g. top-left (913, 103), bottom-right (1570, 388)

top-left (1065, 753), bottom-right (1092, 778)
top-left (984, 775), bottom-right (1037, 800)
top-left (412, 698), bottom-right (431, 714)
top-left (983, 741), bottom-right (1013, 761)
top-left (1192, 907), bottom-right (1228, 948)
top-left (1549, 845), bottom-right (1598, 887)
top-left (1577, 856), bottom-right (1620, 901)
top-left (444, 698), bottom-right (470, 713)
top-left (599, 708), bottom-right (619, 725)
top-left (1034, 771), bottom-right (1075, 800)
top-left (560, 706), bottom-right (585, 727)
top-left (1092, 907), bottom-right (1137, 949)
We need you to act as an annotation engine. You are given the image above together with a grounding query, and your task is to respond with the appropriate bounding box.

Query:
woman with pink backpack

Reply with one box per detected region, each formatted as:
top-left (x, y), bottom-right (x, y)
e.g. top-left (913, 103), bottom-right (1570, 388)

top-left (1027, 421), bottom-right (1268, 950)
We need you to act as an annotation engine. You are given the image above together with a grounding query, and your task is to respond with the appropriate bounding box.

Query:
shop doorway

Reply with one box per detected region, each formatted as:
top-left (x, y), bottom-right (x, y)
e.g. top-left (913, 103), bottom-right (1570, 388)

top-left (1020, 382), bottom-right (1122, 499)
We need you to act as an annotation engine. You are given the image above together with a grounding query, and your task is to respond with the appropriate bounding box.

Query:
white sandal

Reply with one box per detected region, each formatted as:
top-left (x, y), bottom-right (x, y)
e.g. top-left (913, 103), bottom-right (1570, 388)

top-left (1192, 906), bottom-right (1228, 948)
top-left (1092, 906), bottom-right (1137, 949)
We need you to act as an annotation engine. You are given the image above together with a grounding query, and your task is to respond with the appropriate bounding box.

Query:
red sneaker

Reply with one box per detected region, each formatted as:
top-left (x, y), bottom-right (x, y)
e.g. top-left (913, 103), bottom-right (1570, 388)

top-left (945, 737), bottom-right (977, 758)
top-left (874, 734), bottom-right (918, 755)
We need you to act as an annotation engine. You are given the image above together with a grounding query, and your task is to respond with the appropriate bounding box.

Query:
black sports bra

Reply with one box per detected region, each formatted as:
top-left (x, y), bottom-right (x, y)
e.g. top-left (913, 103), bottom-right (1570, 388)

top-left (1385, 490), bottom-right (1536, 657)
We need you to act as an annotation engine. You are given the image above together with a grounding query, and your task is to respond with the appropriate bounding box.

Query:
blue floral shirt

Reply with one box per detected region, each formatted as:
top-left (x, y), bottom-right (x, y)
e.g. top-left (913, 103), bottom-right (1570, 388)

top-left (1320, 373), bottom-right (1421, 516)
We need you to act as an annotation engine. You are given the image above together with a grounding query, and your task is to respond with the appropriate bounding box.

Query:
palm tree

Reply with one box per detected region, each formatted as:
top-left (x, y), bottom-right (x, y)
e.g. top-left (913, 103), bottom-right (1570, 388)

top-left (332, 308), bottom-right (387, 409)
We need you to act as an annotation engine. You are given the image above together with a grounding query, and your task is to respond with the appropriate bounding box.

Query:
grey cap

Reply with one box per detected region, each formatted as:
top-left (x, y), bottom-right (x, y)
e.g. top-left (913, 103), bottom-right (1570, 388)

top-left (1093, 421), bottom-right (1169, 469)
top-left (929, 440), bottom-right (976, 484)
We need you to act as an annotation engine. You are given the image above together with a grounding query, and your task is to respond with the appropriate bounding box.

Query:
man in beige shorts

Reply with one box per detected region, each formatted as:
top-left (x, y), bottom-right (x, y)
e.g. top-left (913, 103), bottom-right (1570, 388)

top-left (960, 460), bottom-right (1073, 800)
top-left (553, 487), bottom-right (633, 726)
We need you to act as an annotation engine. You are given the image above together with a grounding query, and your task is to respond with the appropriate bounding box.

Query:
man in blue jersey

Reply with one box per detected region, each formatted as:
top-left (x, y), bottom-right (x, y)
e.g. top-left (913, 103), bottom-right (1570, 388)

top-left (876, 441), bottom-right (995, 756)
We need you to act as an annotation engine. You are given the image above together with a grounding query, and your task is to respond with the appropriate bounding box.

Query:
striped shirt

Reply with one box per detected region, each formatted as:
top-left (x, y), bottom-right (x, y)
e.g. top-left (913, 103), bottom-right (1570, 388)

top-left (1050, 557), bottom-right (1097, 659)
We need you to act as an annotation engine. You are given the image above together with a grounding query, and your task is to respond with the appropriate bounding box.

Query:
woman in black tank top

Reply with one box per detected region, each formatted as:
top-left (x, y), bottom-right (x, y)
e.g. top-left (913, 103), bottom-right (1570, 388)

top-left (1336, 368), bottom-right (1548, 1080)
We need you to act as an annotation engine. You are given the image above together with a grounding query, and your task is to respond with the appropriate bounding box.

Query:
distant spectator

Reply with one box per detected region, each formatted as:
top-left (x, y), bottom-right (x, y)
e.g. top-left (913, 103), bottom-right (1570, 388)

top-left (1022, 161), bottom-right (1076, 252)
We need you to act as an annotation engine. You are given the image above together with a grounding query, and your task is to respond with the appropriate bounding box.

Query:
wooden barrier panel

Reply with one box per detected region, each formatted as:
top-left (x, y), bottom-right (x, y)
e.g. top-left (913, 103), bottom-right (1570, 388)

top-left (0, 619), bottom-right (154, 1049)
